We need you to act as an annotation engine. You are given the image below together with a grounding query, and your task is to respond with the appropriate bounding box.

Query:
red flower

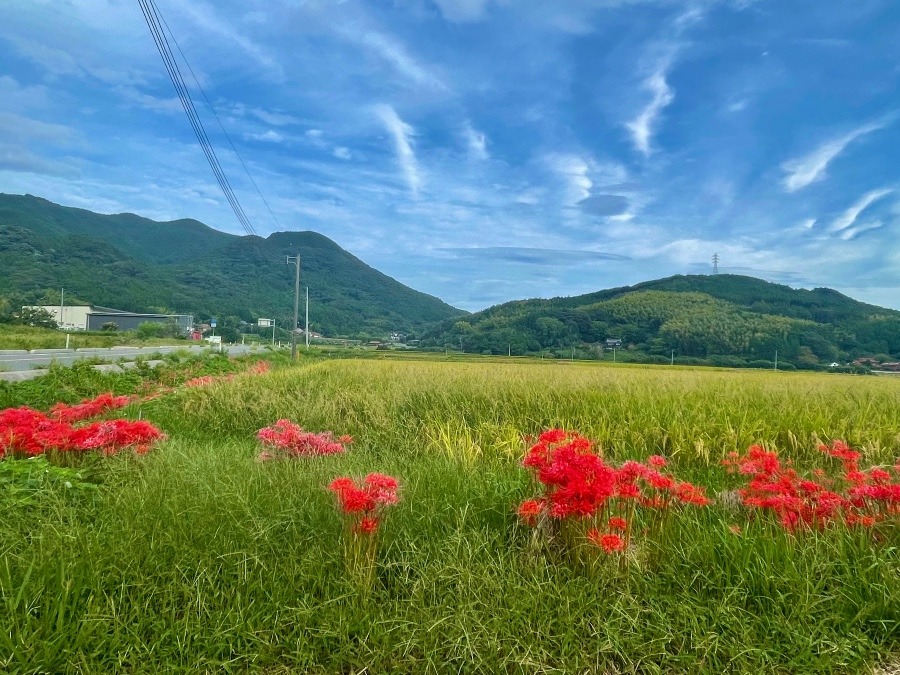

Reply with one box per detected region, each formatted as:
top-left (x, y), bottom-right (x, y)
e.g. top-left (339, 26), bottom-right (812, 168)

top-left (355, 516), bottom-right (380, 535)
top-left (587, 529), bottom-right (625, 553)
top-left (517, 499), bottom-right (544, 525)
top-left (607, 516), bottom-right (628, 531)
top-left (257, 420), bottom-right (350, 457)
top-left (647, 455), bottom-right (667, 467)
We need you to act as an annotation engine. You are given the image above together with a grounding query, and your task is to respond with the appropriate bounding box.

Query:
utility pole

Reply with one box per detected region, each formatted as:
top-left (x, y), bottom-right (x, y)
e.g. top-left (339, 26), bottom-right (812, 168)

top-left (272, 319), bottom-right (276, 346)
top-left (305, 286), bottom-right (309, 349)
top-left (671, 350), bottom-right (674, 366)
top-left (287, 255), bottom-right (300, 361)
top-left (59, 287), bottom-right (64, 330)
top-left (774, 350), bottom-right (778, 371)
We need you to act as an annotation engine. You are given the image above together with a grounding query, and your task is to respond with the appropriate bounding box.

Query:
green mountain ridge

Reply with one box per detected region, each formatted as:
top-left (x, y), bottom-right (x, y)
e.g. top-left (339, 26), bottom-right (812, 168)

top-left (422, 275), bottom-right (900, 367)
top-left (0, 193), bottom-right (466, 336)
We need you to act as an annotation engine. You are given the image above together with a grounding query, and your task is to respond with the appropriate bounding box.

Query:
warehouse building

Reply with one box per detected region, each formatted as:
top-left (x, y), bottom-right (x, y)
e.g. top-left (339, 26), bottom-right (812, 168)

top-left (28, 305), bottom-right (193, 333)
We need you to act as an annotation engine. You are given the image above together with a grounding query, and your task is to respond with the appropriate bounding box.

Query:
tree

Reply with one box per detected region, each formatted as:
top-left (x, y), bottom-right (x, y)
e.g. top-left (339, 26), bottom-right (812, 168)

top-left (101, 322), bottom-right (119, 332)
top-left (15, 307), bottom-right (58, 329)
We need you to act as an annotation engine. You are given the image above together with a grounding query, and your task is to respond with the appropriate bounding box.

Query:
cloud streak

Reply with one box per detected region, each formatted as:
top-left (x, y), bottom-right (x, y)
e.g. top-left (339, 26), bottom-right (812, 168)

top-left (375, 104), bottom-right (421, 196)
top-left (829, 188), bottom-right (893, 234)
top-left (782, 118), bottom-right (893, 192)
top-left (627, 67), bottom-right (675, 156)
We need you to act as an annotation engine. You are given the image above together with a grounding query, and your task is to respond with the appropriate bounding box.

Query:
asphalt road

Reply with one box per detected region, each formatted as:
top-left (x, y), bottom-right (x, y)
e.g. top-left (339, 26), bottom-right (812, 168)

top-left (0, 344), bottom-right (258, 372)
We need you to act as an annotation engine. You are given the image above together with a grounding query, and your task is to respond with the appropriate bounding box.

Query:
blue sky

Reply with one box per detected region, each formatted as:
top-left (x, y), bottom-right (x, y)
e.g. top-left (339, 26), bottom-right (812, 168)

top-left (2, 0), bottom-right (900, 312)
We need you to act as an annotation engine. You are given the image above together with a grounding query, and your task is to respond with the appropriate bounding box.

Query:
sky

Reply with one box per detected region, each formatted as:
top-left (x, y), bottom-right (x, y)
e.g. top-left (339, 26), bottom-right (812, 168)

top-left (1, 0), bottom-right (900, 312)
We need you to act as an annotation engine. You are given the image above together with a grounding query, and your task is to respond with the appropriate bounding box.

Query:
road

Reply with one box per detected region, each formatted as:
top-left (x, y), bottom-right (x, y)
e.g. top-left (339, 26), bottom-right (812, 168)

top-left (0, 344), bottom-right (259, 372)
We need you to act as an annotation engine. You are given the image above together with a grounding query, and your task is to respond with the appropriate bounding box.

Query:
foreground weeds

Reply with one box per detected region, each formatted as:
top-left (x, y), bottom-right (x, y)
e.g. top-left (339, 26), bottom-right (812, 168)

top-left (1, 358), bottom-right (899, 673)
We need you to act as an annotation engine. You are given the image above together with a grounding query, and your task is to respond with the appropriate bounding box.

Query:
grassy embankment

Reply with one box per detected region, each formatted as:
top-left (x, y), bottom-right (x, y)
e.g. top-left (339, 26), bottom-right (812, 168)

top-left (0, 324), bottom-right (185, 351)
top-left (2, 357), bottom-right (898, 673)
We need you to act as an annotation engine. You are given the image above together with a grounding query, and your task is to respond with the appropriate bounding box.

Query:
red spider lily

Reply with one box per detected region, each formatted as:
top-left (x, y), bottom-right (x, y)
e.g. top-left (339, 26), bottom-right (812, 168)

top-left (516, 498), bottom-right (545, 525)
top-left (329, 474), bottom-right (399, 517)
top-left (520, 431), bottom-right (708, 559)
top-left (51, 393), bottom-right (133, 423)
top-left (607, 516), bottom-right (628, 531)
top-left (329, 473), bottom-right (400, 593)
top-left (257, 420), bottom-right (351, 458)
top-left (725, 441), bottom-right (900, 532)
top-left (184, 374), bottom-right (232, 388)
top-left (586, 528), bottom-right (625, 553)
top-left (1, 405), bottom-right (165, 458)
top-left (248, 361), bottom-right (271, 375)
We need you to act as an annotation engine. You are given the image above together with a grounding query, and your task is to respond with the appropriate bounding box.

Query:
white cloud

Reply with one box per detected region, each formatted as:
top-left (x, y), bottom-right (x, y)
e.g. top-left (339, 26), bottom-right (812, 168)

top-left (347, 29), bottom-right (447, 90)
top-left (463, 124), bottom-right (488, 160)
top-left (830, 188), bottom-right (893, 234)
top-left (245, 130), bottom-right (284, 143)
top-left (374, 104), bottom-right (421, 196)
top-left (627, 67), bottom-right (674, 156)
top-left (333, 146), bottom-right (352, 160)
top-left (782, 119), bottom-right (892, 192)
top-left (433, 0), bottom-right (490, 23)
top-left (177, 2), bottom-right (285, 80)
top-left (840, 220), bottom-right (884, 241)
top-left (829, 188), bottom-right (894, 232)
top-left (548, 154), bottom-right (593, 207)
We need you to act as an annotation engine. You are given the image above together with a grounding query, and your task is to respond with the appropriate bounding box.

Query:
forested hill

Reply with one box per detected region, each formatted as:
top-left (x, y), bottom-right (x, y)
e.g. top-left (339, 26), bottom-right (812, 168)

top-left (0, 193), bottom-right (465, 336)
top-left (421, 275), bottom-right (900, 367)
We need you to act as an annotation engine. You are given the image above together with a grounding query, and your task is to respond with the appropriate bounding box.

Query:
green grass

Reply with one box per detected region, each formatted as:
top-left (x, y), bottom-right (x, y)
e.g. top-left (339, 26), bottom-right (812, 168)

top-left (2, 358), bottom-right (899, 673)
top-left (0, 324), bottom-right (184, 350)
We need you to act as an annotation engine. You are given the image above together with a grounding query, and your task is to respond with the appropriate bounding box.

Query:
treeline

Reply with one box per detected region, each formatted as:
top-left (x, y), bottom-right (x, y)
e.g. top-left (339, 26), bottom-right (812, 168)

top-left (421, 287), bottom-right (900, 369)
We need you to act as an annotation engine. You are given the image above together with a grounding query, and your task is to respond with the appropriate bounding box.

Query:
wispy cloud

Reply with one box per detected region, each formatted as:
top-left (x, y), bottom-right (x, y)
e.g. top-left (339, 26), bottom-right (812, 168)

top-left (830, 188), bottom-right (893, 234)
top-left (346, 29), bottom-right (447, 91)
top-left (374, 104), bottom-right (421, 196)
top-left (177, 2), bottom-right (285, 81)
top-left (627, 66), bottom-right (675, 156)
top-left (433, 0), bottom-right (490, 23)
top-left (548, 154), bottom-right (593, 207)
top-left (839, 220), bottom-right (884, 241)
top-left (463, 123), bottom-right (488, 160)
top-left (782, 118), bottom-right (893, 192)
top-left (438, 246), bottom-right (630, 264)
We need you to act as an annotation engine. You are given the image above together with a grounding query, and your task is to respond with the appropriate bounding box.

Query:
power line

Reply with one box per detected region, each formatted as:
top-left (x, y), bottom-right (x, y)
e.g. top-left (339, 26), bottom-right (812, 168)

top-left (156, 10), bottom-right (282, 231)
top-left (138, 0), bottom-right (257, 236)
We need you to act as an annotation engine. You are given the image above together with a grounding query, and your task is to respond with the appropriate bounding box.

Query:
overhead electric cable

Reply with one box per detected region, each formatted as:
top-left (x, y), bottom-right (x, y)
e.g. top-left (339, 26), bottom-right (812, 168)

top-left (158, 10), bottom-right (282, 231)
top-left (138, 0), bottom-right (257, 236)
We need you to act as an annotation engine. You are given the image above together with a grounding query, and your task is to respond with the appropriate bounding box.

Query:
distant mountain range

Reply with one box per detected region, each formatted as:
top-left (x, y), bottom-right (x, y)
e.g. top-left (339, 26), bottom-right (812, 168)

top-left (4, 193), bottom-right (899, 365)
top-left (0, 194), bottom-right (465, 336)
top-left (421, 275), bottom-right (900, 367)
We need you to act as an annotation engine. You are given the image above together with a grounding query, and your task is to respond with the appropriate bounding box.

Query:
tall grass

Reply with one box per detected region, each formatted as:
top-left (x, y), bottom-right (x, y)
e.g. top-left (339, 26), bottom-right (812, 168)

top-left (1, 358), bottom-right (898, 673)
top-left (0, 324), bottom-right (182, 350)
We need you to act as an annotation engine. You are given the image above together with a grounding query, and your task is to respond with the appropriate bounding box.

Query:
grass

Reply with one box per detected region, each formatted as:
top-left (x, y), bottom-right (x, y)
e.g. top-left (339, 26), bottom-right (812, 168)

top-left (1, 357), bottom-right (899, 673)
top-left (0, 324), bottom-right (184, 350)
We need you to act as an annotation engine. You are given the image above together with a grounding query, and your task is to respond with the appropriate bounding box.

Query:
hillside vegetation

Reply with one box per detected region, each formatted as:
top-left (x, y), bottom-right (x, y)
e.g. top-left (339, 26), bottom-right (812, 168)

top-left (423, 275), bottom-right (900, 368)
top-left (0, 194), bottom-right (465, 337)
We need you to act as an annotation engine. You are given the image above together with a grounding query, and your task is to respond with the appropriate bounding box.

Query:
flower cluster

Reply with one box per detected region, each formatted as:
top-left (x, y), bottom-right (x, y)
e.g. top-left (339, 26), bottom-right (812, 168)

top-left (519, 429), bottom-right (709, 556)
top-left (1, 405), bottom-right (164, 458)
top-left (328, 473), bottom-right (400, 593)
top-left (723, 440), bottom-right (900, 531)
top-left (184, 361), bottom-right (271, 388)
top-left (256, 419), bottom-right (352, 460)
top-left (328, 473), bottom-right (399, 534)
top-left (51, 393), bottom-right (133, 423)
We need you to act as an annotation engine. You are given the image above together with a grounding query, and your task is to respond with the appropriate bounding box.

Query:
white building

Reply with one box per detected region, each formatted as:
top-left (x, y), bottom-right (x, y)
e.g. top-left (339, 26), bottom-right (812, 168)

top-left (34, 305), bottom-right (93, 331)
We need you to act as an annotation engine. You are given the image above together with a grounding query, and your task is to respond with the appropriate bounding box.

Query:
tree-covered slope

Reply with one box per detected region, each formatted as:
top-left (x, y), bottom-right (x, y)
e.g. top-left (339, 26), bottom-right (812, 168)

top-left (422, 277), bottom-right (900, 366)
top-left (0, 194), bottom-right (465, 336)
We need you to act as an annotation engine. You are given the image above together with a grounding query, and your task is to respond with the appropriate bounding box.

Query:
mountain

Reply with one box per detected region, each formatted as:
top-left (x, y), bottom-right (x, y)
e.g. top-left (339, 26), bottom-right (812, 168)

top-left (421, 275), bottom-right (900, 368)
top-left (0, 194), bottom-right (465, 336)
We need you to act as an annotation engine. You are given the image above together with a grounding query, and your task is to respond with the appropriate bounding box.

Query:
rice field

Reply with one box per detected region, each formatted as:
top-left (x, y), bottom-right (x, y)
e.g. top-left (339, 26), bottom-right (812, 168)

top-left (2, 357), bottom-right (899, 673)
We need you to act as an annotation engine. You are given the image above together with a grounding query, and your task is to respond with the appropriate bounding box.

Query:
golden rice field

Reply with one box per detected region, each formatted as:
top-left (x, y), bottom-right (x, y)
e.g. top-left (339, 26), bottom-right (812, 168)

top-left (2, 355), bottom-right (899, 673)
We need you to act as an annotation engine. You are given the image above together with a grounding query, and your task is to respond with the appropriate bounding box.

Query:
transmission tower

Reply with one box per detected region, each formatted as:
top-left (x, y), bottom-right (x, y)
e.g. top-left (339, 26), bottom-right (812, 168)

top-left (712, 253), bottom-right (719, 275)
